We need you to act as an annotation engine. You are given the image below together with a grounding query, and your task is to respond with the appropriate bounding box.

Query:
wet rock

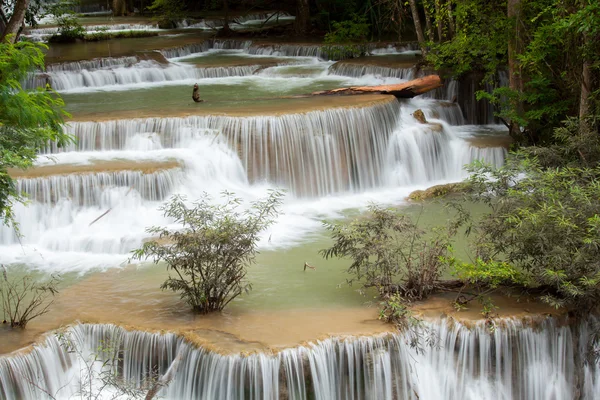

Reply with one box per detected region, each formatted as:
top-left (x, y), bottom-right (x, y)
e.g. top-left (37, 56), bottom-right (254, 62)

top-left (427, 123), bottom-right (443, 133)
top-left (408, 182), bottom-right (468, 201)
top-left (413, 109), bottom-right (427, 124)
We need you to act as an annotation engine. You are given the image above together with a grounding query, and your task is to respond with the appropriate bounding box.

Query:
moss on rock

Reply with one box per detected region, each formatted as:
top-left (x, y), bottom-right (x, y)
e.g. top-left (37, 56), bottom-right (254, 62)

top-left (407, 182), bottom-right (468, 201)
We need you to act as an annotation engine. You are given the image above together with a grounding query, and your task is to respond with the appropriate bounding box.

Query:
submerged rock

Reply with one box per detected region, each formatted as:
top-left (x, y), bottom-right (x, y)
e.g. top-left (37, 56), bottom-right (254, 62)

top-left (408, 182), bottom-right (468, 201)
top-left (413, 109), bottom-right (427, 123)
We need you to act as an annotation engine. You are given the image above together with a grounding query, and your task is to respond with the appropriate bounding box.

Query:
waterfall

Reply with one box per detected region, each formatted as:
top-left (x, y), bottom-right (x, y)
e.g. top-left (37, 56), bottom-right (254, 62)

top-left (15, 168), bottom-right (182, 206)
top-left (46, 100), bottom-right (503, 197)
top-left (0, 98), bottom-right (507, 266)
top-left (370, 43), bottom-right (420, 55)
top-left (28, 62), bottom-right (262, 91)
top-left (328, 63), bottom-right (416, 80)
top-left (420, 71), bottom-right (509, 125)
top-left (159, 42), bottom-right (212, 59)
top-left (46, 57), bottom-right (140, 72)
top-left (1, 318), bottom-right (598, 399)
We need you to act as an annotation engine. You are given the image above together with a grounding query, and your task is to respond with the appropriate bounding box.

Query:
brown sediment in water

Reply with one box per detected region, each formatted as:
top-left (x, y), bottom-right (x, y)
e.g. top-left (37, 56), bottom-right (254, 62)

top-left (68, 94), bottom-right (397, 122)
top-left (0, 263), bottom-right (392, 355)
top-left (410, 291), bottom-right (563, 323)
top-left (0, 265), bottom-right (567, 357)
top-left (465, 135), bottom-right (512, 149)
top-left (8, 160), bottom-right (181, 179)
top-left (44, 33), bottom-right (213, 65)
top-left (187, 57), bottom-right (301, 68)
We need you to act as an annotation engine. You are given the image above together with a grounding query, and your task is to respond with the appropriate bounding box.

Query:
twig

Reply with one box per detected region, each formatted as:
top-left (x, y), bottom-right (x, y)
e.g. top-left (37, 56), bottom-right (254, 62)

top-left (89, 186), bottom-right (133, 226)
top-left (303, 262), bottom-right (316, 271)
top-left (145, 348), bottom-right (184, 400)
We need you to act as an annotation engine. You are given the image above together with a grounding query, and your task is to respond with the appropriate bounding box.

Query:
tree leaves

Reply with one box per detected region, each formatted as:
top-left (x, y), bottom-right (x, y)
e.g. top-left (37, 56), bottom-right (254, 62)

top-left (131, 190), bottom-right (283, 313)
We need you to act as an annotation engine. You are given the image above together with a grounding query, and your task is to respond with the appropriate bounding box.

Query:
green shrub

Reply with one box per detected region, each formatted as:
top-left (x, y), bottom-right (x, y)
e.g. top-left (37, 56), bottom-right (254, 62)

top-left (132, 191), bottom-right (283, 313)
top-left (321, 205), bottom-right (453, 301)
top-left (83, 31), bottom-right (160, 42)
top-left (47, 1), bottom-right (86, 43)
top-left (465, 155), bottom-right (600, 310)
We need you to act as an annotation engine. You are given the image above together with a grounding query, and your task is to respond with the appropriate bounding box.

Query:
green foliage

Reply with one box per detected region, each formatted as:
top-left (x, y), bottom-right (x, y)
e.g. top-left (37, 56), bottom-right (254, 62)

top-left (47, 1), bottom-right (86, 43)
top-left (450, 258), bottom-right (525, 289)
top-left (320, 205), bottom-right (453, 301)
top-left (132, 191), bottom-right (283, 313)
top-left (427, 0), bottom-right (600, 142)
top-left (322, 14), bottom-right (370, 59)
top-left (314, 0), bottom-right (360, 30)
top-left (0, 39), bottom-right (72, 225)
top-left (519, 115), bottom-right (600, 168)
top-left (83, 30), bottom-right (160, 42)
top-left (426, 1), bottom-right (509, 77)
top-left (379, 293), bottom-right (439, 352)
top-left (465, 153), bottom-right (600, 310)
top-left (1, 266), bottom-right (60, 328)
top-left (148, 0), bottom-right (185, 27)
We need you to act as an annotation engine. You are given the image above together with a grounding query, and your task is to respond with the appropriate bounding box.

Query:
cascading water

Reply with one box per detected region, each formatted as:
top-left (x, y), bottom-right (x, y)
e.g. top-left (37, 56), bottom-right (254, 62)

top-left (328, 63), bottom-right (416, 80)
top-left (0, 88), bottom-right (506, 271)
top-left (1, 318), bottom-right (598, 400)
top-left (29, 61), bottom-right (263, 91)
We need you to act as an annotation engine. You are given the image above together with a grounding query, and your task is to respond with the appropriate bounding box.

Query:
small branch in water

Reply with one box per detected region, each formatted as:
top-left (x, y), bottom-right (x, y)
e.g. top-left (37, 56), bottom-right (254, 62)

top-left (304, 262), bottom-right (316, 271)
top-left (89, 187), bottom-right (133, 226)
top-left (145, 348), bottom-right (184, 400)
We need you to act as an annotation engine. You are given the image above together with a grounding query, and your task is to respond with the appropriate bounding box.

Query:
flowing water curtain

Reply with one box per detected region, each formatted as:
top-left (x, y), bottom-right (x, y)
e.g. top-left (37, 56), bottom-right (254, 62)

top-left (1, 318), bottom-right (599, 399)
top-left (50, 101), bottom-right (401, 197)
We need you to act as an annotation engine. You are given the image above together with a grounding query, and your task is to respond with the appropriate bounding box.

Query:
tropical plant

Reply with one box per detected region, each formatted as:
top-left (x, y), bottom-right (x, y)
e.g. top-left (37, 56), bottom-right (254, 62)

top-left (0, 39), bottom-right (72, 226)
top-left (132, 191), bottom-right (283, 313)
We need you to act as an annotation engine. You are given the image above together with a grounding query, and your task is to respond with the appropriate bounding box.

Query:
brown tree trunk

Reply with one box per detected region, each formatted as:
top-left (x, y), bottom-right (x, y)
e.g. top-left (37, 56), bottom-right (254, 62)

top-left (1, 0), bottom-right (29, 43)
top-left (447, 1), bottom-right (455, 38)
top-left (507, 0), bottom-right (524, 141)
top-left (423, 3), bottom-right (434, 42)
top-left (579, 33), bottom-right (591, 134)
top-left (294, 0), bottom-right (310, 36)
top-left (435, 0), bottom-right (443, 41)
top-left (112, 0), bottom-right (126, 16)
top-left (311, 75), bottom-right (443, 98)
top-left (408, 0), bottom-right (427, 56)
top-left (221, 0), bottom-right (232, 35)
top-left (0, 7), bottom-right (8, 34)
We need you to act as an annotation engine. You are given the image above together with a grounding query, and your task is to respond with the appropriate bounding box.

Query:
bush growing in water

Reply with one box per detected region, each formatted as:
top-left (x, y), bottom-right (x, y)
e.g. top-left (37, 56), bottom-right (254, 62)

top-left (47, 1), bottom-right (86, 43)
top-left (83, 31), bottom-right (160, 42)
top-left (320, 204), bottom-right (454, 301)
top-left (132, 191), bottom-right (283, 313)
top-left (0, 266), bottom-right (60, 328)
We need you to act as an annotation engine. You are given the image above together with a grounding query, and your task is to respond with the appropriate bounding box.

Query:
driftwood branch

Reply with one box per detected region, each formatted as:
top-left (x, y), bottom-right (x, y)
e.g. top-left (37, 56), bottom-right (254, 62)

top-left (145, 348), bottom-right (184, 400)
top-left (311, 75), bottom-right (443, 99)
top-left (303, 262), bottom-right (316, 271)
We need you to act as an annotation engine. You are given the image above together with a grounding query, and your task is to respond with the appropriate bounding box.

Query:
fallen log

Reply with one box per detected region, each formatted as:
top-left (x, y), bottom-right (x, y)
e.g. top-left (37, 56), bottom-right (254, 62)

top-left (311, 75), bottom-right (442, 99)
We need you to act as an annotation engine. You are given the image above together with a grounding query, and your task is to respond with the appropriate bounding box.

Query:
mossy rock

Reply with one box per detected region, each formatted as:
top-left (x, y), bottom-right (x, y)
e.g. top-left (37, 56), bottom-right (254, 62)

top-left (408, 182), bottom-right (468, 201)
